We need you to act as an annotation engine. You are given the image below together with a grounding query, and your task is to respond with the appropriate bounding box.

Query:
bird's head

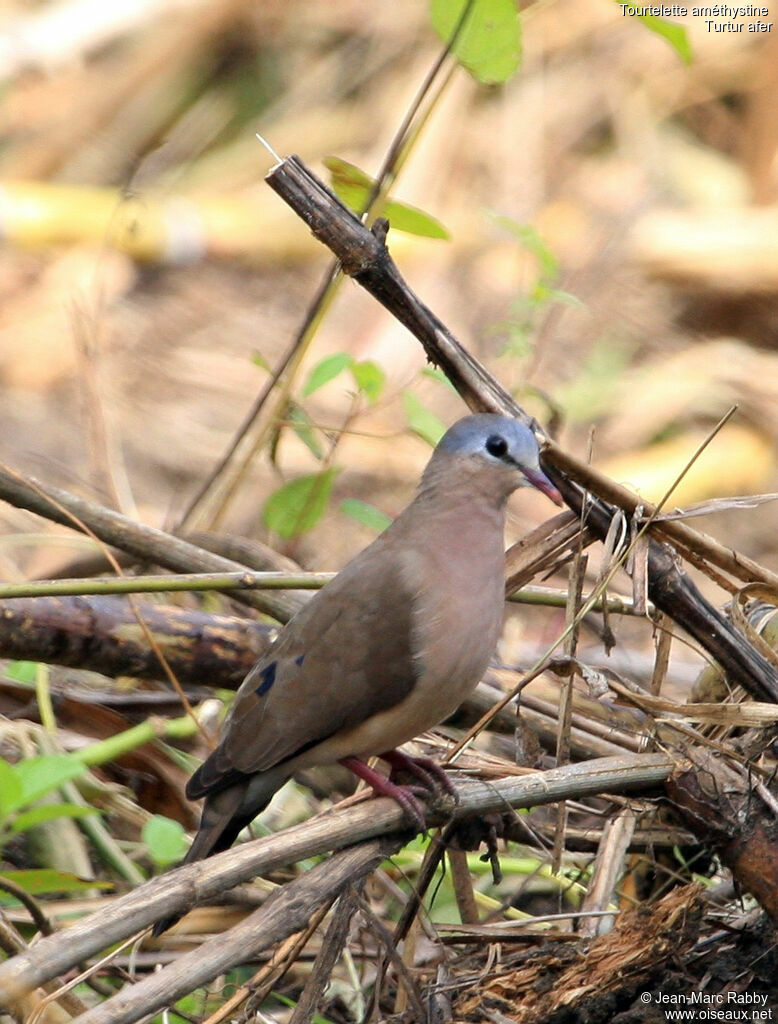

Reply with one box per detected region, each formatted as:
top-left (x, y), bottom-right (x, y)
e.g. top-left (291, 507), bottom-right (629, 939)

top-left (425, 413), bottom-right (563, 506)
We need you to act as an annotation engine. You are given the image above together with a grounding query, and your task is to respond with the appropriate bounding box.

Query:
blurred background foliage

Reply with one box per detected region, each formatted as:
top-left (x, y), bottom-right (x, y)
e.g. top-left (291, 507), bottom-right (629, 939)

top-left (0, 0), bottom-right (776, 581)
top-left (1, 1), bottom-right (778, 1017)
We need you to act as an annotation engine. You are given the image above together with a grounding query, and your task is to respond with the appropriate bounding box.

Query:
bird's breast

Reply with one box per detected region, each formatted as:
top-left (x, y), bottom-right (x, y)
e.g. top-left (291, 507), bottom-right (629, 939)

top-left (401, 533), bottom-right (506, 719)
top-left (314, 524), bottom-right (507, 762)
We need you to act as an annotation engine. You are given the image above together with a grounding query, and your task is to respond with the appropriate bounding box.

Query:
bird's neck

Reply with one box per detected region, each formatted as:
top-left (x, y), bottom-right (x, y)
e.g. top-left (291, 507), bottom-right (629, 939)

top-left (400, 473), bottom-right (508, 608)
top-left (416, 458), bottom-right (514, 518)
top-left (408, 473), bottom-right (508, 551)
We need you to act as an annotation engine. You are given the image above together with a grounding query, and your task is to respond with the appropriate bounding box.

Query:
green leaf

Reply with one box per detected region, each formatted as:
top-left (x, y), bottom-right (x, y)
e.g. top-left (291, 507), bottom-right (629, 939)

top-left (5, 661), bottom-right (38, 684)
top-left (143, 815), bottom-right (188, 868)
top-left (618, 5), bottom-right (692, 64)
top-left (403, 392), bottom-right (446, 447)
top-left (639, 15), bottom-right (691, 64)
top-left (340, 498), bottom-right (393, 533)
top-left (11, 756), bottom-right (87, 814)
top-left (9, 805), bottom-right (98, 836)
top-left (251, 350), bottom-right (271, 372)
top-left (0, 760), bottom-right (23, 816)
top-left (325, 155), bottom-right (372, 190)
top-left (288, 403), bottom-right (325, 461)
top-left (263, 468), bottom-right (338, 539)
top-left (350, 360), bottom-right (385, 404)
top-left (382, 199), bottom-right (450, 240)
top-left (0, 869), bottom-right (111, 895)
top-left (303, 352), bottom-right (352, 397)
top-left (430, 0), bottom-right (521, 85)
top-left (324, 157), bottom-right (449, 239)
top-left (422, 367), bottom-right (456, 391)
top-left (492, 217), bottom-right (559, 280)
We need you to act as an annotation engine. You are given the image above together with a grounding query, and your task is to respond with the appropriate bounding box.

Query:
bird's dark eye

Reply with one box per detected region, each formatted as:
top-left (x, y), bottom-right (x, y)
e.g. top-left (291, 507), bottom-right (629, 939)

top-left (485, 435), bottom-right (508, 458)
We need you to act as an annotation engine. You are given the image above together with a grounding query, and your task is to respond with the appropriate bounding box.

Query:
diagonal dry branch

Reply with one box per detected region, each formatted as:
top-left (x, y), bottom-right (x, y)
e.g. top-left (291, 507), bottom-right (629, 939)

top-left (0, 753), bottom-right (675, 1011)
top-left (0, 465), bottom-right (306, 622)
top-left (68, 841), bottom-right (396, 1024)
top-left (264, 154), bottom-right (778, 704)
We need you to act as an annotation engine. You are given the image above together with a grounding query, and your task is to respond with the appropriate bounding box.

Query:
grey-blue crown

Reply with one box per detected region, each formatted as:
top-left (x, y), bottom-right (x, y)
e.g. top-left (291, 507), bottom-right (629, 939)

top-left (437, 414), bottom-right (540, 467)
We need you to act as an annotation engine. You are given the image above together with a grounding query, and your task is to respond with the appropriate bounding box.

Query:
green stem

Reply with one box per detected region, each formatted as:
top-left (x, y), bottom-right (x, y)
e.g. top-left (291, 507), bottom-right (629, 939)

top-left (35, 663), bottom-right (56, 734)
top-left (0, 574), bottom-right (648, 616)
top-left (62, 780), bottom-right (146, 886)
top-left (71, 715), bottom-right (200, 769)
top-left (0, 572), bottom-right (331, 599)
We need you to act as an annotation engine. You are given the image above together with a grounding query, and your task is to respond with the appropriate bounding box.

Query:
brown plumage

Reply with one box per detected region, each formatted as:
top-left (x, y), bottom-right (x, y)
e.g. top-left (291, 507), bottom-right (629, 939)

top-left (154, 414), bottom-right (560, 934)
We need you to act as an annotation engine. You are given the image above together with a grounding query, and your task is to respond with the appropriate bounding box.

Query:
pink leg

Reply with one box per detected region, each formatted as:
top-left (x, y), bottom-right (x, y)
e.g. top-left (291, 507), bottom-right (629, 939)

top-left (339, 756), bottom-right (427, 830)
top-left (380, 750), bottom-right (458, 801)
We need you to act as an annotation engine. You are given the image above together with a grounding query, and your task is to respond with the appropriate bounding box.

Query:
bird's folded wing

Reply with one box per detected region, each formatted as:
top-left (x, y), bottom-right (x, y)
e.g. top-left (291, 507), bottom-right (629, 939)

top-left (189, 542), bottom-right (420, 797)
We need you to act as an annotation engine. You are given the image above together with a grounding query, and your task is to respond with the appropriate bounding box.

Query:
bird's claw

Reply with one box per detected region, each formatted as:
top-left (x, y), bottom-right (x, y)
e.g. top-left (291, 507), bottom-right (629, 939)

top-left (381, 750), bottom-right (459, 804)
top-left (387, 785), bottom-right (428, 831)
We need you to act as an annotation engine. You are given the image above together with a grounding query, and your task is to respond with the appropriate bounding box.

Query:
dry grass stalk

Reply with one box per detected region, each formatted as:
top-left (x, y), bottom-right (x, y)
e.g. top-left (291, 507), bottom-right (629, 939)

top-left (0, 753), bottom-right (676, 1012)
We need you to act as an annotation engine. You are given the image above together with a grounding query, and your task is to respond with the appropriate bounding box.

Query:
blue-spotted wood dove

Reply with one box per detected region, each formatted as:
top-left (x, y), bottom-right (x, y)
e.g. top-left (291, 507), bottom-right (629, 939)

top-left (155, 415), bottom-right (560, 933)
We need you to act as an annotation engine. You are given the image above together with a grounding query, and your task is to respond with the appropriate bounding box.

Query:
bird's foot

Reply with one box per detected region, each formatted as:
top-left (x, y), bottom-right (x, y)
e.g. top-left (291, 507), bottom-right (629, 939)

top-left (380, 749), bottom-right (459, 803)
top-left (339, 756), bottom-right (427, 831)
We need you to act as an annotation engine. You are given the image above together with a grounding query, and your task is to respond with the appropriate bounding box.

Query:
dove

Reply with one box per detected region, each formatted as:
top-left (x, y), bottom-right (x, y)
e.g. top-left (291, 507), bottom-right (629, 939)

top-left (154, 414), bottom-right (560, 933)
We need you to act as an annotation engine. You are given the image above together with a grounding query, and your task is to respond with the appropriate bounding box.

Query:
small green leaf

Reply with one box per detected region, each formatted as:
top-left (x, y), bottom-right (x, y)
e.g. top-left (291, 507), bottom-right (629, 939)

top-left (492, 217), bottom-right (559, 280)
top-left (422, 367), bottom-right (456, 392)
top-left (324, 155), bottom-right (372, 191)
top-left (618, 5), bottom-right (692, 64)
top-left (12, 756), bottom-right (87, 813)
top-left (340, 499), bottom-right (393, 533)
top-left (0, 761), bottom-right (23, 816)
top-left (288, 403), bottom-right (325, 461)
top-left (251, 350), bottom-right (271, 372)
top-left (430, 0), bottom-right (521, 85)
top-left (143, 815), bottom-right (188, 868)
top-left (350, 360), bottom-right (385, 404)
top-left (9, 805), bottom-right (98, 836)
top-left (324, 157), bottom-right (449, 239)
top-left (403, 392), bottom-right (446, 447)
top-left (0, 869), bottom-right (111, 895)
top-left (303, 353), bottom-right (352, 397)
top-left (263, 468), bottom-right (338, 539)
top-left (5, 661), bottom-right (38, 684)
top-left (381, 199), bottom-right (450, 240)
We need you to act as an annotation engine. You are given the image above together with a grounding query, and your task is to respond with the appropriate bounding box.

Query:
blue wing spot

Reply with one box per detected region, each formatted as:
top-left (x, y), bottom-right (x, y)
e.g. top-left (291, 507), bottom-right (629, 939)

top-left (295, 654), bottom-right (305, 667)
top-left (255, 661), bottom-right (276, 696)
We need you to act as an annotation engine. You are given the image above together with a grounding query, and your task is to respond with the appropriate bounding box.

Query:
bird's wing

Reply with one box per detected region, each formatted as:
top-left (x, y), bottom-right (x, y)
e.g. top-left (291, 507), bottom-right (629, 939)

top-left (188, 540), bottom-right (419, 798)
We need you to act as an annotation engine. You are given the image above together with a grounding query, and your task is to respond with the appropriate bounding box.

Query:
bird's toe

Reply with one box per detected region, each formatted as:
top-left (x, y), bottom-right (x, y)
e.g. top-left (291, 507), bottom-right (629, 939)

top-left (381, 750), bottom-right (459, 803)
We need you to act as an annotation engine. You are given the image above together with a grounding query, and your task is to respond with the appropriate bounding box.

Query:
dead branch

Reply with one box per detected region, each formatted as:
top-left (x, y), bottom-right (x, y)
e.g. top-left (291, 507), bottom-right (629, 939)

top-left (287, 886), bottom-right (362, 1024)
top-left (666, 750), bottom-right (778, 921)
top-left (44, 530), bottom-right (302, 582)
top-left (0, 753), bottom-right (675, 1007)
top-left (0, 467), bottom-right (306, 623)
top-left (504, 509), bottom-right (593, 592)
top-left (543, 444), bottom-right (778, 591)
top-left (549, 471), bottom-right (778, 703)
top-left (0, 595), bottom-right (271, 687)
top-left (63, 840), bottom-right (397, 1024)
top-left (263, 154), bottom-right (778, 703)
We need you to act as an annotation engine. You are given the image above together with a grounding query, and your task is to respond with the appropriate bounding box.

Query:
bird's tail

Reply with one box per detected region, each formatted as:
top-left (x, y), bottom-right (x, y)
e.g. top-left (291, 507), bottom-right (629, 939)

top-left (152, 766), bottom-right (290, 937)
